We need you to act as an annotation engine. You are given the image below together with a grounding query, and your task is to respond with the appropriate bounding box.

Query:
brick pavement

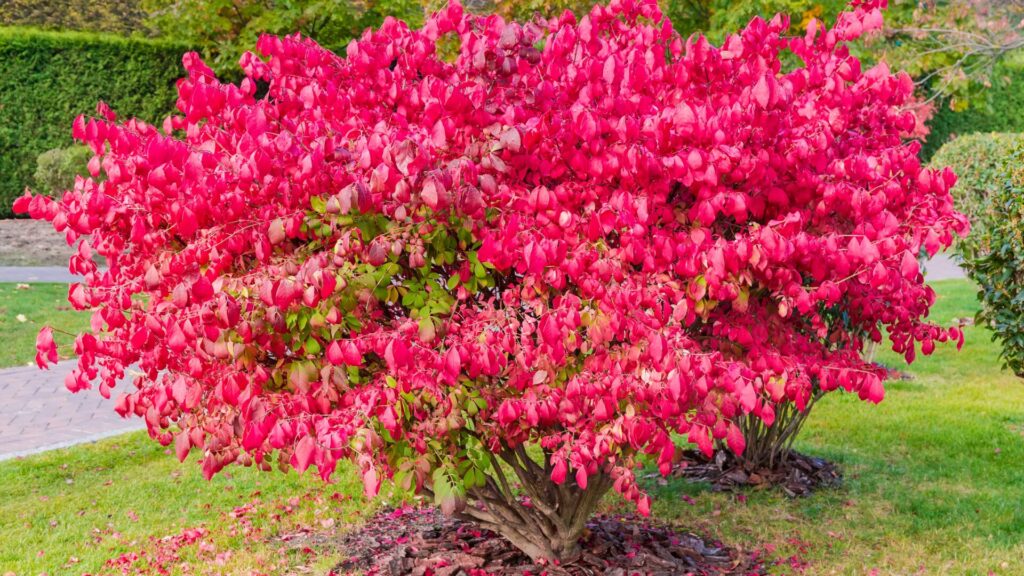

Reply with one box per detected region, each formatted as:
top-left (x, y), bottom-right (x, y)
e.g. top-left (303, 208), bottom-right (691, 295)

top-left (0, 361), bottom-right (143, 461)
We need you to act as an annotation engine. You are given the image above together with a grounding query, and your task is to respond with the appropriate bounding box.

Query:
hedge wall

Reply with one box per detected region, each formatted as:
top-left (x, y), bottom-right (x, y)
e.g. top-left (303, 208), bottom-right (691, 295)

top-left (0, 28), bottom-right (186, 217)
top-left (921, 64), bottom-right (1024, 160)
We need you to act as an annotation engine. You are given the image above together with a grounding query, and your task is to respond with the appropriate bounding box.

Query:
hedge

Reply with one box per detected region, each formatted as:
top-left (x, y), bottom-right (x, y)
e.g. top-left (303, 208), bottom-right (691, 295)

top-left (957, 136), bottom-right (1024, 376)
top-left (921, 63), bottom-right (1024, 160)
top-left (0, 28), bottom-right (186, 217)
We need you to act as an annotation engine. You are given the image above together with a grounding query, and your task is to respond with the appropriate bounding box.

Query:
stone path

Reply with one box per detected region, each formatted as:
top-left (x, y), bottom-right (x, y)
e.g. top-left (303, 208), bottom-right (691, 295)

top-left (0, 361), bottom-right (143, 462)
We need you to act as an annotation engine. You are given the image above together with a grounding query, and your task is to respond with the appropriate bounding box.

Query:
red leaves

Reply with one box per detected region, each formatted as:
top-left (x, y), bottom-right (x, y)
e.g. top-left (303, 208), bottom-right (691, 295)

top-left (35, 327), bottom-right (58, 369)
top-left (268, 218), bottom-right (286, 245)
top-left (551, 459), bottom-right (568, 485)
top-left (726, 423), bottom-right (746, 456)
top-left (175, 431), bottom-right (191, 462)
top-left (326, 341), bottom-right (345, 365)
top-left (860, 377), bottom-right (886, 404)
top-left (293, 436), bottom-right (317, 471)
top-left (16, 0), bottom-right (967, 528)
top-left (167, 322), bottom-right (187, 353)
top-left (751, 74), bottom-right (771, 108)
top-left (901, 250), bottom-right (919, 281)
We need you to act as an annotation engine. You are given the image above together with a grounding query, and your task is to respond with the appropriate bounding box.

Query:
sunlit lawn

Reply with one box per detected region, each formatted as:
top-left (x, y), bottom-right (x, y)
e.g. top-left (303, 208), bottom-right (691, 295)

top-left (649, 279), bottom-right (1024, 575)
top-left (1, 279), bottom-right (1022, 575)
top-left (0, 434), bottom-right (381, 574)
top-left (0, 282), bottom-right (91, 368)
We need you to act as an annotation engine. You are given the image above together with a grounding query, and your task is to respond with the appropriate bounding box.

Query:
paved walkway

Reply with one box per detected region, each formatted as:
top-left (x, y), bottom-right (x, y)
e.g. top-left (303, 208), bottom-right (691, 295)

top-left (0, 361), bottom-right (143, 461)
top-left (923, 252), bottom-right (965, 281)
top-left (0, 266), bottom-right (79, 283)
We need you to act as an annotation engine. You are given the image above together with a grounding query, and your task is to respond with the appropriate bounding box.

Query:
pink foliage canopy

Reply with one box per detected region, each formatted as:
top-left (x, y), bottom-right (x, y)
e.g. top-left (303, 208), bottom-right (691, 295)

top-left (19, 0), bottom-right (966, 514)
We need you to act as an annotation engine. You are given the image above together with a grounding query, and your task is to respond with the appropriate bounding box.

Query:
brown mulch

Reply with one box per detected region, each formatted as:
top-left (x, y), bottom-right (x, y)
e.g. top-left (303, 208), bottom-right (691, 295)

top-left (333, 507), bottom-right (767, 576)
top-left (669, 450), bottom-right (842, 498)
top-left (0, 219), bottom-right (72, 266)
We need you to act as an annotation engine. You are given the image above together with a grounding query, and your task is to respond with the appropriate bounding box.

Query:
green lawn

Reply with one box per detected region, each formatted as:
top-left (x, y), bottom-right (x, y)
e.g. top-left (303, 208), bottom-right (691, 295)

top-left (650, 279), bottom-right (1024, 575)
top-left (0, 434), bottom-right (380, 574)
top-left (0, 282), bottom-right (91, 368)
top-left (1, 279), bottom-right (1022, 575)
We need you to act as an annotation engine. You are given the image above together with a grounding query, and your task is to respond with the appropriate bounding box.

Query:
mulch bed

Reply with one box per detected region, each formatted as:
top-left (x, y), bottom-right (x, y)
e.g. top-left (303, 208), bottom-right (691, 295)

top-left (669, 450), bottom-right (842, 498)
top-left (333, 507), bottom-right (766, 575)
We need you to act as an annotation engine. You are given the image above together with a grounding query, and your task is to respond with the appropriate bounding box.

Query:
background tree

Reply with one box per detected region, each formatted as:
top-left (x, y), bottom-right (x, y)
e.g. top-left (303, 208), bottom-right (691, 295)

top-left (875, 0), bottom-right (1024, 110)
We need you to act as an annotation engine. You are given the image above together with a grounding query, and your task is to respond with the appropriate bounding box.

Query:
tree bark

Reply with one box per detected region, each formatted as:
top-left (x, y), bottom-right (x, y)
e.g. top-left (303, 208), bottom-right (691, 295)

top-left (430, 446), bottom-right (613, 563)
top-left (737, 392), bottom-right (821, 470)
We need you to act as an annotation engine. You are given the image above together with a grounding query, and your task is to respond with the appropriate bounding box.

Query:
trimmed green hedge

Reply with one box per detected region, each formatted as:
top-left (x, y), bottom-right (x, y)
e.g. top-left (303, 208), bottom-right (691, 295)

top-left (0, 28), bottom-right (186, 217)
top-left (921, 64), bottom-right (1024, 160)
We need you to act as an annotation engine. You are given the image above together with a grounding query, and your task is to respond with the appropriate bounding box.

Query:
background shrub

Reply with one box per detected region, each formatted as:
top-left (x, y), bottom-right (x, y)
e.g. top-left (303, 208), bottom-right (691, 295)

top-left (930, 132), bottom-right (1024, 231)
top-left (0, 28), bottom-right (185, 217)
top-left (33, 146), bottom-right (92, 197)
top-left (958, 137), bottom-right (1024, 375)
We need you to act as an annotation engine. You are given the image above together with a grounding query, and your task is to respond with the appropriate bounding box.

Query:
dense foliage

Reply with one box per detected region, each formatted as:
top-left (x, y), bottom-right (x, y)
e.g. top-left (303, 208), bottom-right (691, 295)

top-left (0, 28), bottom-right (185, 217)
top-left (953, 137), bottom-right (1024, 376)
top-left (0, 0), bottom-right (147, 34)
top-left (21, 0), bottom-right (967, 560)
top-left (930, 132), bottom-right (1023, 232)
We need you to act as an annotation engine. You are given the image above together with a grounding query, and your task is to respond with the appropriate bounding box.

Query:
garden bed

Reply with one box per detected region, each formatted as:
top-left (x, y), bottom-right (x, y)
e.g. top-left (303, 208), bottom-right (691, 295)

top-left (334, 506), bottom-right (765, 575)
top-left (671, 450), bottom-right (842, 497)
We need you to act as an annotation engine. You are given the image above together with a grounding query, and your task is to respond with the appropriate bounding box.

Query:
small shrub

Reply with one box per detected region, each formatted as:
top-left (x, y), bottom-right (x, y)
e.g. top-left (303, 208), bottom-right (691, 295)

top-left (958, 139), bottom-right (1024, 375)
top-left (20, 0), bottom-right (966, 561)
top-left (930, 133), bottom-right (1024, 237)
top-left (33, 146), bottom-right (92, 196)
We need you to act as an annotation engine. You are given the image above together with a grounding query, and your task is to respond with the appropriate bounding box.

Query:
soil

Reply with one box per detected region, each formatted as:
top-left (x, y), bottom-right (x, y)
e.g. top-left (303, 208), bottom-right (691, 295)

top-left (332, 507), bottom-right (766, 576)
top-left (670, 450), bottom-right (842, 498)
top-left (0, 219), bottom-right (72, 266)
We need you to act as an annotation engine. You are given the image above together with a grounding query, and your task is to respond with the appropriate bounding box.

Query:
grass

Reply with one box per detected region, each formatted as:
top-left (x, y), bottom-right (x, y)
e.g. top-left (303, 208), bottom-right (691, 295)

top-left (0, 433), bottom-right (385, 574)
top-left (0, 282), bottom-right (91, 368)
top-left (649, 279), bottom-right (1024, 575)
top-left (0, 279), bottom-right (1022, 574)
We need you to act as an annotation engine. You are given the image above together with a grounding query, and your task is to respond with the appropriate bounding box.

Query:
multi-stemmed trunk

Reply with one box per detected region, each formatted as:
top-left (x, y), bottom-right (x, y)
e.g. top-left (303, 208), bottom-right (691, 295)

top-left (735, 392), bottom-right (822, 470)
top-left (426, 444), bottom-right (612, 563)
